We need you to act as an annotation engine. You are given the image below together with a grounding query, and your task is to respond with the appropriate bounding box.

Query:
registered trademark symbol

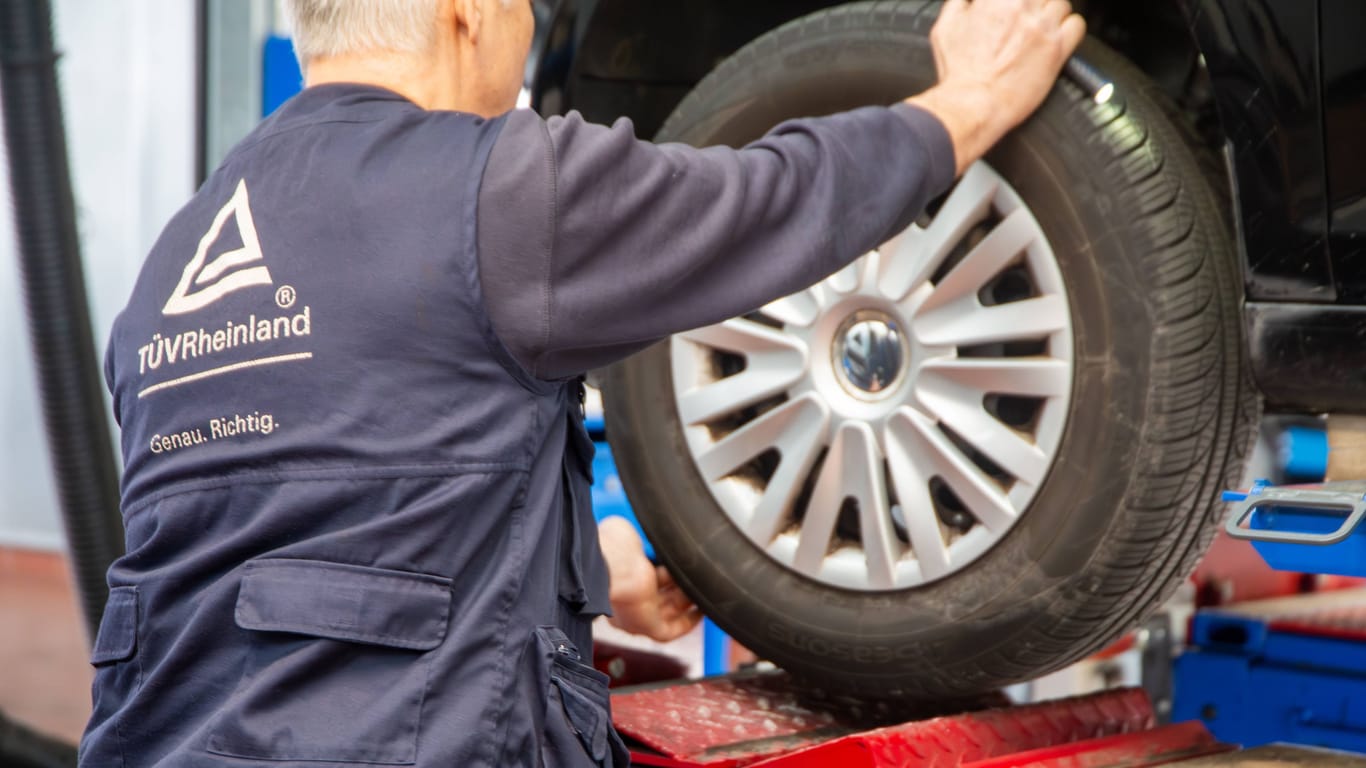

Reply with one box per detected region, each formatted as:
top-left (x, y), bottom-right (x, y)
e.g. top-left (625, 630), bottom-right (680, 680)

top-left (275, 285), bottom-right (297, 309)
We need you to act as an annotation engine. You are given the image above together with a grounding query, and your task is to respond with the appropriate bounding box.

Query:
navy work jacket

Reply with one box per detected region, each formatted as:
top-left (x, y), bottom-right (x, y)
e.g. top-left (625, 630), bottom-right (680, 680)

top-left (83, 86), bottom-right (621, 767)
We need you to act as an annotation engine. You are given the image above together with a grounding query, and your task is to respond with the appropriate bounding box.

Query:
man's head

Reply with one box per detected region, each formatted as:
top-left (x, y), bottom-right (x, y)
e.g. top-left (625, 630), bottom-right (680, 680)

top-left (284, 0), bottom-right (532, 117)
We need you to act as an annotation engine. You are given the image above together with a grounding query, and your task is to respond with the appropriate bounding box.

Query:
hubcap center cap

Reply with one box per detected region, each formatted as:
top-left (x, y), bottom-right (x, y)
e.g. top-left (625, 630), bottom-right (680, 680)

top-left (833, 310), bottom-right (907, 399)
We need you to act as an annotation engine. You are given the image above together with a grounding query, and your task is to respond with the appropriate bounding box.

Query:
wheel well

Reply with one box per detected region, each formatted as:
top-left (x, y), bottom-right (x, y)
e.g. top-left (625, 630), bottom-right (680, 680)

top-left (1076, 0), bottom-right (1223, 151)
top-left (548, 0), bottom-right (837, 136)
top-left (549, 0), bottom-right (1221, 152)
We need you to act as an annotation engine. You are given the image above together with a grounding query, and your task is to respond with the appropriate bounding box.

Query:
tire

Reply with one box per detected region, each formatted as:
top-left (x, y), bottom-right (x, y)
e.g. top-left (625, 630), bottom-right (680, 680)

top-left (602, 1), bottom-right (1256, 698)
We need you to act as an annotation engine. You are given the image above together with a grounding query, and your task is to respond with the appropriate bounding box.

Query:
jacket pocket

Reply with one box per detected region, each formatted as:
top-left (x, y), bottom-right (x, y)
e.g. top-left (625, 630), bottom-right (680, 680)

top-left (82, 587), bottom-right (141, 764)
top-left (536, 626), bottom-right (629, 768)
top-left (91, 586), bottom-right (139, 664)
top-left (207, 558), bottom-right (451, 765)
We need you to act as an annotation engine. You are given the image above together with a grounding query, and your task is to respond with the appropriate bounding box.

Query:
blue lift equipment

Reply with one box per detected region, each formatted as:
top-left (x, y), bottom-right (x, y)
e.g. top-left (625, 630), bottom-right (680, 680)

top-left (1174, 481), bottom-right (1366, 753)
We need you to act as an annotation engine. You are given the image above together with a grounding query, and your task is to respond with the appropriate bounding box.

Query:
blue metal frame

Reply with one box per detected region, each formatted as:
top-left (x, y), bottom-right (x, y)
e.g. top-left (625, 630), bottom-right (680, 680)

top-left (1174, 483), bottom-right (1366, 753)
top-left (1224, 482), bottom-right (1366, 577)
top-left (1175, 607), bottom-right (1366, 753)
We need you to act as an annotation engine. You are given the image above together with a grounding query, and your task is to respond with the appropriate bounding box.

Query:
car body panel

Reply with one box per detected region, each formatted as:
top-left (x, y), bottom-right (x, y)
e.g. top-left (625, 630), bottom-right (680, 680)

top-left (1179, 0), bottom-right (1331, 303)
top-left (1247, 302), bottom-right (1366, 413)
top-left (1321, 0), bottom-right (1366, 302)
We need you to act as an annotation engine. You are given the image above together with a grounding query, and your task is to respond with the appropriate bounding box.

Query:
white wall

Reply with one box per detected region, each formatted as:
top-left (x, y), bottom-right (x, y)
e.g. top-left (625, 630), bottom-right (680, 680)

top-left (0, 1), bottom-right (196, 550)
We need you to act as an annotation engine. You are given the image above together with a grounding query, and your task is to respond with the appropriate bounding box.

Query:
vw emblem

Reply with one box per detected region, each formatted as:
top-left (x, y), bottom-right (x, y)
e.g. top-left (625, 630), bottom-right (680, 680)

top-left (835, 312), bottom-right (906, 397)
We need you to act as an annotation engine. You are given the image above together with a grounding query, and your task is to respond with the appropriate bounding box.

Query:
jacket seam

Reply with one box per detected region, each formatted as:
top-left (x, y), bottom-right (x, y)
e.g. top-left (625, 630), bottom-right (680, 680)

top-left (227, 116), bottom-right (389, 159)
top-left (233, 619), bottom-right (444, 650)
top-left (122, 462), bottom-right (528, 518)
top-left (486, 493), bottom-right (532, 766)
top-left (515, 401), bottom-right (544, 508)
top-left (534, 119), bottom-right (558, 379)
top-left (468, 115), bottom-right (556, 395)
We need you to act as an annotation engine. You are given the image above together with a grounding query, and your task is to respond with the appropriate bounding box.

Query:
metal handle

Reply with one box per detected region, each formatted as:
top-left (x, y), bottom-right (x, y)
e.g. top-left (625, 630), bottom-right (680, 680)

top-left (1226, 489), bottom-right (1366, 545)
top-left (1063, 57), bottom-right (1115, 104)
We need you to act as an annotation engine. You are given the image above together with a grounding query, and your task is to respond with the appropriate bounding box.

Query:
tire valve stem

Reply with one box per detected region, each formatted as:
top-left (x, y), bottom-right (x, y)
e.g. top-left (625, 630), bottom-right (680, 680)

top-left (1064, 57), bottom-right (1115, 105)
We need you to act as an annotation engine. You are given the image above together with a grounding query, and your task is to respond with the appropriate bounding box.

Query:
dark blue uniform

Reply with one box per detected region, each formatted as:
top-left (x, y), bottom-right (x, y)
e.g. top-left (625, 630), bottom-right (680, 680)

top-left (84, 84), bottom-right (952, 766)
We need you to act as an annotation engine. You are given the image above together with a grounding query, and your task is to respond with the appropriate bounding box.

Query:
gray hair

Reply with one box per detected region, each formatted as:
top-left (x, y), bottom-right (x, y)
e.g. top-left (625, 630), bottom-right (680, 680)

top-left (283, 0), bottom-right (442, 63)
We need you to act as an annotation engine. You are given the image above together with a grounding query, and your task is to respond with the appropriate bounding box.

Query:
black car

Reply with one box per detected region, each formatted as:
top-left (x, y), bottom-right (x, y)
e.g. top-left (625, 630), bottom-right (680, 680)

top-left (521, 0), bottom-right (1366, 698)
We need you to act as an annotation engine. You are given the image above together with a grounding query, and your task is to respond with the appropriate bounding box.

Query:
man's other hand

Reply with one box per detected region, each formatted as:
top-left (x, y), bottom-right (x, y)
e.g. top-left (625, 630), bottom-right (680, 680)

top-left (910, 0), bottom-right (1086, 175)
top-left (599, 516), bottom-right (703, 642)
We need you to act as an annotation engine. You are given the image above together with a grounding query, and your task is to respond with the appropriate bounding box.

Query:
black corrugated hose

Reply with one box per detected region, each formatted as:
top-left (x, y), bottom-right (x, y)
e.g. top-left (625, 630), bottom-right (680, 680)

top-left (0, 0), bottom-right (125, 634)
top-left (0, 2), bottom-right (123, 760)
top-left (0, 710), bottom-right (77, 768)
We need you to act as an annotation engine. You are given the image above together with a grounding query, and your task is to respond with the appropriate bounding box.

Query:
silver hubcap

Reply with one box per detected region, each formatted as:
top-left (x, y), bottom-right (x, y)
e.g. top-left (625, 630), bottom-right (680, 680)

top-left (669, 162), bottom-right (1075, 591)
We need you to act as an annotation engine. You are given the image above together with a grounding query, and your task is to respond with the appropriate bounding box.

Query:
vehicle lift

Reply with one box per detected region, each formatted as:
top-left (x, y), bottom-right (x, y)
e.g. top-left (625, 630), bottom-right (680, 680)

top-left (600, 481), bottom-right (1366, 766)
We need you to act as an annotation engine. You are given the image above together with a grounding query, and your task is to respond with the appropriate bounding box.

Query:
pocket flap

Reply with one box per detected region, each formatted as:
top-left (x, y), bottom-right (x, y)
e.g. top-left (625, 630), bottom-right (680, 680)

top-left (553, 677), bottom-right (609, 762)
top-left (91, 586), bottom-right (138, 665)
top-left (235, 559), bottom-right (452, 651)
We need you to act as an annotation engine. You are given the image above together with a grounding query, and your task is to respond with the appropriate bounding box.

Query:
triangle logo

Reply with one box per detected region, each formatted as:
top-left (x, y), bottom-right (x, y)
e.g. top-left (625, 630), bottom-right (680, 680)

top-left (163, 179), bottom-right (273, 315)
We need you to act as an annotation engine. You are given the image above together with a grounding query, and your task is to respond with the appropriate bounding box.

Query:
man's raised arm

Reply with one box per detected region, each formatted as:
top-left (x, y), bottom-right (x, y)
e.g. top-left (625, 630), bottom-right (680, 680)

top-left (477, 0), bottom-right (1084, 381)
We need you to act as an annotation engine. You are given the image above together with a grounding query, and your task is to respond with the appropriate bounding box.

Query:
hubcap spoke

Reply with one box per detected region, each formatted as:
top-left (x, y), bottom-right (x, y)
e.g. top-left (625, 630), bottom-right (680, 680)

top-left (677, 318), bottom-right (809, 424)
top-left (856, 457), bottom-right (900, 589)
top-left (793, 423), bottom-right (894, 586)
top-left (919, 357), bottom-right (1070, 398)
top-left (914, 295), bottom-right (1068, 348)
top-left (679, 317), bottom-right (805, 358)
top-left (889, 409), bottom-right (1019, 534)
top-left (761, 290), bottom-right (821, 328)
top-left (745, 397), bottom-right (831, 544)
top-left (915, 376), bottom-right (1050, 487)
top-left (677, 354), bottom-right (807, 425)
top-left (916, 207), bottom-right (1038, 315)
top-left (695, 393), bottom-right (829, 481)
top-left (826, 259), bottom-right (863, 295)
top-left (885, 418), bottom-right (953, 579)
top-left (879, 163), bottom-right (999, 302)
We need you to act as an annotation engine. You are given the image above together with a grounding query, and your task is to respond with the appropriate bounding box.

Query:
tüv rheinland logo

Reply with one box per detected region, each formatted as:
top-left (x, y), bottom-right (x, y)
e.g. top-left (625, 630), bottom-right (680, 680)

top-left (163, 178), bottom-right (272, 315)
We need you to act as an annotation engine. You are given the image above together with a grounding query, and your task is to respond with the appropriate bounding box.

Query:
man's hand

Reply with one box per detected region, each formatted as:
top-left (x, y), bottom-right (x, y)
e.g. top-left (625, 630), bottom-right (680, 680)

top-left (598, 516), bottom-right (702, 642)
top-left (909, 0), bottom-right (1086, 175)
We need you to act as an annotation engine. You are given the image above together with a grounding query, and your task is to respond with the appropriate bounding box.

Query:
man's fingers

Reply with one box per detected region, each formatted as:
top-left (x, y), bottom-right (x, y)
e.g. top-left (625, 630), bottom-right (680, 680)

top-left (677, 609), bottom-right (703, 634)
top-left (654, 608), bottom-right (703, 642)
top-left (979, 0), bottom-right (1045, 11)
top-left (1059, 13), bottom-right (1087, 56)
top-left (661, 601), bottom-right (699, 625)
top-left (664, 592), bottom-right (696, 616)
top-left (641, 601), bottom-right (701, 643)
top-left (1039, 0), bottom-right (1072, 27)
top-left (657, 580), bottom-right (695, 611)
top-left (938, 0), bottom-right (970, 22)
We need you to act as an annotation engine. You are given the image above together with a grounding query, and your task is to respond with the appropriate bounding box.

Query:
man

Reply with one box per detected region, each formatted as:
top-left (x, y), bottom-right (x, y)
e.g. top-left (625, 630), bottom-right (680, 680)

top-left (82, 0), bottom-right (1083, 765)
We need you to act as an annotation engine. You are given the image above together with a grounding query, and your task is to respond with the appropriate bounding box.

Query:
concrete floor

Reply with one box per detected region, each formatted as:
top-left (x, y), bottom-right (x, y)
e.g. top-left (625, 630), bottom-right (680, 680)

top-left (0, 547), bottom-right (92, 746)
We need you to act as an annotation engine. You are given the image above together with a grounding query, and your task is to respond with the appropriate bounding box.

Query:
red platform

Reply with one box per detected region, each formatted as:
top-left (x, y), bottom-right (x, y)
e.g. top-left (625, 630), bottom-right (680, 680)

top-left (611, 672), bottom-right (1232, 767)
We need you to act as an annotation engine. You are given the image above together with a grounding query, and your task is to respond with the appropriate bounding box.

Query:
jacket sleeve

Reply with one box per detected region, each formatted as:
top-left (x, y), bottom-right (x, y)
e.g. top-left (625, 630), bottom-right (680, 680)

top-left (477, 103), bottom-right (956, 381)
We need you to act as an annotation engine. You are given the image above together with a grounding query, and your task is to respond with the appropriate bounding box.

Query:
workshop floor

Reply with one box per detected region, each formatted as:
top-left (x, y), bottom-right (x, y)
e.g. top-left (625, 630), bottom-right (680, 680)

top-left (0, 547), bottom-right (92, 745)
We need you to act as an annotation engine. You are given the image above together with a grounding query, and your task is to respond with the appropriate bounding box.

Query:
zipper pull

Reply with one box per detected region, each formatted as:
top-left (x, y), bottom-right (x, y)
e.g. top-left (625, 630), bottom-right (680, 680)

top-left (555, 641), bottom-right (581, 662)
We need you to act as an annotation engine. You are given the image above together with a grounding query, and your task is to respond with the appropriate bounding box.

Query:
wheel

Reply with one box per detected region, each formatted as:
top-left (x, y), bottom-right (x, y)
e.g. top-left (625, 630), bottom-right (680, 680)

top-left (602, 0), bottom-right (1256, 698)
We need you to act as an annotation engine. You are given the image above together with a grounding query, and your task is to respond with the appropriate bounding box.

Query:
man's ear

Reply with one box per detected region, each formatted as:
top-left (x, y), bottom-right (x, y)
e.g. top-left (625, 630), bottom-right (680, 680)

top-left (452, 0), bottom-right (482, 44)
